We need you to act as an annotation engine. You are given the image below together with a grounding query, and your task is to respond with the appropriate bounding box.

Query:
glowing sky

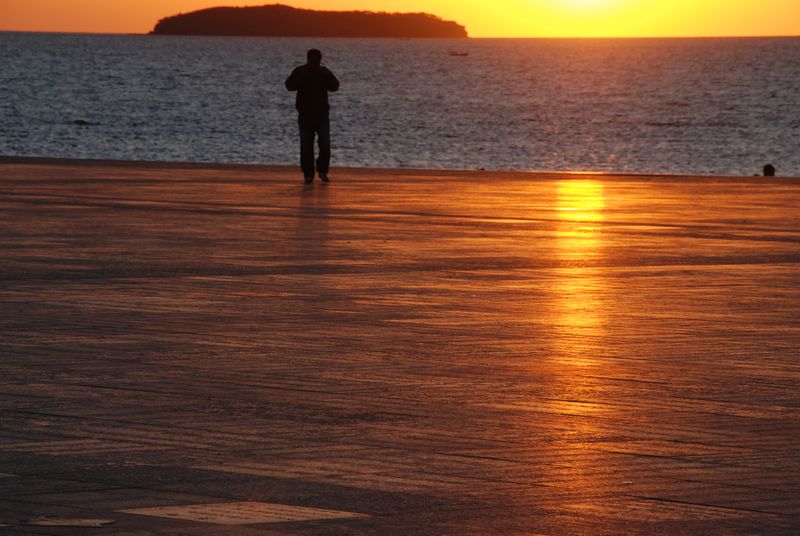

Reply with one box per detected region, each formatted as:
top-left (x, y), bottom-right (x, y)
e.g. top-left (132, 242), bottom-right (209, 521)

top-left (1, 0), bottom-right (798, 37)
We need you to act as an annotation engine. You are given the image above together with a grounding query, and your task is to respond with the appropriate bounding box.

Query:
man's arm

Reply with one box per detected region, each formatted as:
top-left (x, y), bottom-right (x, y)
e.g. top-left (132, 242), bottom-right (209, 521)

top-left (285, 67), bottom-right (302, 91)
top-left (325, 68), bottom-right (340, 92)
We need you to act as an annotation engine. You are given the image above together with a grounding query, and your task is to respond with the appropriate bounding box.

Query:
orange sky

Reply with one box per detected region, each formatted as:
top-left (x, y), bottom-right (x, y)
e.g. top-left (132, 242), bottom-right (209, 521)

top-left (1, 0), bottom-right (799, 37)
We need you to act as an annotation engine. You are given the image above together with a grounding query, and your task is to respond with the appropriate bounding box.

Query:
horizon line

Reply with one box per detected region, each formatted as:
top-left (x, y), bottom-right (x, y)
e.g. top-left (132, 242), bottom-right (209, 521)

top-left (1, 29), bottom-right (799, 39)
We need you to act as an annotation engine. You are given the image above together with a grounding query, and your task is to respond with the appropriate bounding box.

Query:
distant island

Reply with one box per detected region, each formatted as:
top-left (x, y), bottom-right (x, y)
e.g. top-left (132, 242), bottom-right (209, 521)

top-left (152, 4), bottom-right (468, 38)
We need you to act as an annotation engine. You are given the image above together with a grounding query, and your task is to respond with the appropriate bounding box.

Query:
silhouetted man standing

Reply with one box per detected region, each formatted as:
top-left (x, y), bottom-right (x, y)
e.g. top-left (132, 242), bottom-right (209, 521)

top-left (286, 49), bottom-right (340, 184)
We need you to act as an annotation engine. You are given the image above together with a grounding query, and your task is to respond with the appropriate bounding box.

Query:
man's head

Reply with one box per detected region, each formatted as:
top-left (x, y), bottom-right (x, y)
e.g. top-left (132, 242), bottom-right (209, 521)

top-left (307, 49), bottom-right (322, 66)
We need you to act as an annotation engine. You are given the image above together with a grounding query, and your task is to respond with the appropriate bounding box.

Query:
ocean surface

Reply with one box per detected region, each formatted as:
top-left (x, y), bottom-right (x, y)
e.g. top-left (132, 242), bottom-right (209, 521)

top-left (1, 32), bottom-right (799, 176)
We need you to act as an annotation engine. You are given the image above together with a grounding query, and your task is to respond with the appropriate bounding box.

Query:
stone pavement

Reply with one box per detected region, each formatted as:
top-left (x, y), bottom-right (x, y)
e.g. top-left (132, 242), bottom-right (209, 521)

top-left (1, 158), bottom-right (799, 534)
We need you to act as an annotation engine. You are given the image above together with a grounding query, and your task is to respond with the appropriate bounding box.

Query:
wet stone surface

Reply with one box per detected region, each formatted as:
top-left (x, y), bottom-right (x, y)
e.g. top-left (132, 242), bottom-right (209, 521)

top-left (1, 158), bottom-right (800, 534)
top-left (118, 501), bottom-right (367, 525)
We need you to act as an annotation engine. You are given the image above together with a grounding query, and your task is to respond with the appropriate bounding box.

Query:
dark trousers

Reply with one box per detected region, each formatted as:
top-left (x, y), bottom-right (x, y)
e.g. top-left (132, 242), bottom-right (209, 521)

top-left (298, 113), bottom-right (330, 178)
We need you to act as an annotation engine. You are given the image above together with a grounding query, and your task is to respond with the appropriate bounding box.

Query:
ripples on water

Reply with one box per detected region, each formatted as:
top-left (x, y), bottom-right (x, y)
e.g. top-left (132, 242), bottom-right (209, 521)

top-left (1, 33), bottom-right (798, 175)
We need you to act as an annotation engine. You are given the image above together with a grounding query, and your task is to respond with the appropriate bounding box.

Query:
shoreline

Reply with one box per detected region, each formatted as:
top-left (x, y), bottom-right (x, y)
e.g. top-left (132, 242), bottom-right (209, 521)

top-left (1, 155), bottom-right (797, 182)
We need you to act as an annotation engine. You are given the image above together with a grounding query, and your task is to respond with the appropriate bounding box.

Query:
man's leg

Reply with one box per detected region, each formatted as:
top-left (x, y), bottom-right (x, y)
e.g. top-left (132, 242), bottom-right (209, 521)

top-left (316, 115), bottom-right (331, 179)
top-left (298, 116), bottom-right (316, 181)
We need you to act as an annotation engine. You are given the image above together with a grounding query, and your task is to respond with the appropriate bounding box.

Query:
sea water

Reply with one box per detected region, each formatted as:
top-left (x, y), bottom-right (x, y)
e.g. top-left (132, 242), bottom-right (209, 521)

top-left (1, 32), bottom-right (798, 176)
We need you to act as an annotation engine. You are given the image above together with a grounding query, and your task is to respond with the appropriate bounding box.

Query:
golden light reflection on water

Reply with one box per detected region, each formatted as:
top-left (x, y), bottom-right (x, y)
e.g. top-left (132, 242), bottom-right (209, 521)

top-left (553, 180), bottom-right (607, 365)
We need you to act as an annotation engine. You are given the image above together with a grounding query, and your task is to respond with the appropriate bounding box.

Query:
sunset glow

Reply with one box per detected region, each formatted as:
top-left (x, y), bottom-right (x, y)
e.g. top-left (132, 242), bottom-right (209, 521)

top-left (1, 0), bottom-right (799, 37)
top-left (566, 0), bottom-right (609, 7)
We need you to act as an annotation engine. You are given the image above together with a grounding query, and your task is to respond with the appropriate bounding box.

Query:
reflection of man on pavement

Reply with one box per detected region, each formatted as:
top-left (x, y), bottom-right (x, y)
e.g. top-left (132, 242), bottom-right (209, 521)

top-left (285, 49), bottom-right (340, 184)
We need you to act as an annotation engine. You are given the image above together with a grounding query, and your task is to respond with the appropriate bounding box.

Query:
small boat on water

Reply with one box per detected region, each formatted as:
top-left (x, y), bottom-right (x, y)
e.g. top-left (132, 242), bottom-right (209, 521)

top-left (448, 50), bottom-right (469, 57)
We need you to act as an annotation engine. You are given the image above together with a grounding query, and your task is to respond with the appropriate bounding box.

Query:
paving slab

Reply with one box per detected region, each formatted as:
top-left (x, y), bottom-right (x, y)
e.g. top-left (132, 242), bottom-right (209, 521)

top-left (1, 157), bottom-right (800, 534)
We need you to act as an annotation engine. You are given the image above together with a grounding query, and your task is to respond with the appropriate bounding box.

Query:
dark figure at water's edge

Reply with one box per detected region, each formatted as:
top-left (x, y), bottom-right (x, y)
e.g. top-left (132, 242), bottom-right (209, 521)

top-left (286, 49), bottom-right (340, 184)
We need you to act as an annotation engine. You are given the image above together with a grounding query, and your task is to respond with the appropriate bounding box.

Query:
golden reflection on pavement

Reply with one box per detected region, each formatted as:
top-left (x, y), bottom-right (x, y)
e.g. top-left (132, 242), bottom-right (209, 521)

top-left (553, 180), bottom-right (607, 367)
top-left (557, 180), bottom-right (606, 223)
top-left (544, 180), bottom-right (613, 503)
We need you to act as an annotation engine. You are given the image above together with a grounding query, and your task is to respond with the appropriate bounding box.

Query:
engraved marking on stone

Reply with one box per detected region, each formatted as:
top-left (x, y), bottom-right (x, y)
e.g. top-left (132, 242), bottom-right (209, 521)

top-left (118, 501), bottom-right (367, 525)
top-left (23, 518), bottom-right (116, 527)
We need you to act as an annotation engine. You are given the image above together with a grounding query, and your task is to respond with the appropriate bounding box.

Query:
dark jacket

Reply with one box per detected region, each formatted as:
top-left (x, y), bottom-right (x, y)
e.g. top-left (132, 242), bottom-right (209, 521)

top-left (285, 64), bottom-right (340, 116)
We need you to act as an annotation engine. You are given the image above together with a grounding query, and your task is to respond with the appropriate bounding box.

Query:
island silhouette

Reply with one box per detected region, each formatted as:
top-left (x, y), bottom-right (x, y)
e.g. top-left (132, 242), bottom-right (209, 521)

top-left (152, 4), bottom-right (468, 38)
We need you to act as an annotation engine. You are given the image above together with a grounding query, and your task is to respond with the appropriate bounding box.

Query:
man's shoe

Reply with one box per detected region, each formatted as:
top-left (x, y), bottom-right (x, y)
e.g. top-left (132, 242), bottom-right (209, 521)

top-left (319, 173), bottom-right (330, 182)
top-left (304, 176), bottom-right (314, 184)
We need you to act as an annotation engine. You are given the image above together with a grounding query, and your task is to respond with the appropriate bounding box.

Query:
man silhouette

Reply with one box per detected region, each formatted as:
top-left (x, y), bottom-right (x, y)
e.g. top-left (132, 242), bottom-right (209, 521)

top-left (286, 49), bottom-right (340, 184)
